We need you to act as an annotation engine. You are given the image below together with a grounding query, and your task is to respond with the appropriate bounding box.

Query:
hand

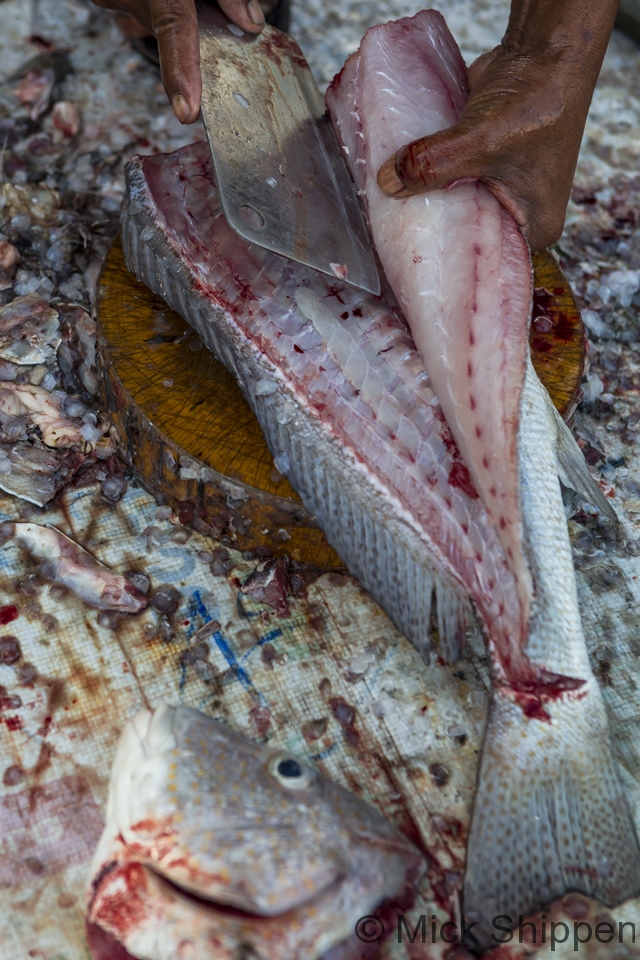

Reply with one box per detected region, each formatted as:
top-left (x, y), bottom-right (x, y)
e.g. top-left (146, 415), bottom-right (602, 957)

top-left (91, 0), bottom-right (267, 124)
top-left (377, 0), bottom-right (619, 252)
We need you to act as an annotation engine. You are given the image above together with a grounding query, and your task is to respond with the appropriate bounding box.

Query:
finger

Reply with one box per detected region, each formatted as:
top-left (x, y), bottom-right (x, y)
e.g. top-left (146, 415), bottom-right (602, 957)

top-left (218, 0), bottom-right (265, 33)
top-left (378, 125), bottom-right (486, 197)
top-left (150, 0), bottom-right (201, 123)
top-left (467, 50), bottom-right (499, 89)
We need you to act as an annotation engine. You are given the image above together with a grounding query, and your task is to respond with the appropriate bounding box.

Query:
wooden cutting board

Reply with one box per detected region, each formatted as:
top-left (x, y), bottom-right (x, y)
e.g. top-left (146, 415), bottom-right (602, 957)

top-left (96, 236), bottom-right (585, 568)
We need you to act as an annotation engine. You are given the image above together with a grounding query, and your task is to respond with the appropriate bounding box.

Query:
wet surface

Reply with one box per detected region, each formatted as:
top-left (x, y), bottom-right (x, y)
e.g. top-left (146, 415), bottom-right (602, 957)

top-left (0, 0), bottom-right (639, 957)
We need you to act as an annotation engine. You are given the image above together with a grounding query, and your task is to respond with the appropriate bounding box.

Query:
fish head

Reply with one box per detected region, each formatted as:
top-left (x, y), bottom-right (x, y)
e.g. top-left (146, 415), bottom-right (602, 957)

top-left (109, 705), bottom-right (423, 922)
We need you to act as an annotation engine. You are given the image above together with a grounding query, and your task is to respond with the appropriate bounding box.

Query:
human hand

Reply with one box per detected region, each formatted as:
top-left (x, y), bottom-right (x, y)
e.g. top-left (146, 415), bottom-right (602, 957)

top-left (377, 0), bottom-right (619, 252)
top-left (91, 0), bottom-right (267, 124)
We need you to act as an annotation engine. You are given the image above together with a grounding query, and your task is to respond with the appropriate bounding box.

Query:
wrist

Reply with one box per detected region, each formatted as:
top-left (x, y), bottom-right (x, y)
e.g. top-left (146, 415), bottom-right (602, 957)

top-left (502, 0), bottom-right (619, 71)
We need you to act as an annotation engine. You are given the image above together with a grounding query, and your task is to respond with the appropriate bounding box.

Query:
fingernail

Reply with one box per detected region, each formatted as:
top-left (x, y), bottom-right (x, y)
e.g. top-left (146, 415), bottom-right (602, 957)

top-left (247, 0), bottom-right (265, 26)
top-left (377, 158), bottom-right (411, 197)
top-left (171, 93), bottom-right (192, 124)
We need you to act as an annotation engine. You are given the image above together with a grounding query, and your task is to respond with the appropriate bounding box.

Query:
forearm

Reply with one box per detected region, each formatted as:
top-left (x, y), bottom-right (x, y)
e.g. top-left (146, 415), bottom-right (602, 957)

top-left (503, 0), bottom-right (619, 59)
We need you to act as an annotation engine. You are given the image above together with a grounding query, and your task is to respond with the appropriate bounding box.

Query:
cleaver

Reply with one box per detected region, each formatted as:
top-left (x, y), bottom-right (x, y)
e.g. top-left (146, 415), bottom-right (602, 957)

top-left (197, 2), bottom-right (380, 296)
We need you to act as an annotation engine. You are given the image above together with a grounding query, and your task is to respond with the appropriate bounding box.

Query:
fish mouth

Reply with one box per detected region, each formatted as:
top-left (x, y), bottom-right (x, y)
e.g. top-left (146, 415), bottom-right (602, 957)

top-left (87, 858), bottom-right (417, 960)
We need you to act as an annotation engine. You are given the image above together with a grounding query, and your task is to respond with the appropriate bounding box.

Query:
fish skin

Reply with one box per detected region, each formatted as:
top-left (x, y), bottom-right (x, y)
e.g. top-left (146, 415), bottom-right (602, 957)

top-left (86, 704), bottom-right (424, 960)
top-left (3, 522), bottom-right (147, 612)
top-left (121, 141), bottom-right (521, 664)
top-left (464, 360), bottom-right (640, 941)
top-left (326, 9), bottom-right (533, 665)
top-left (327, 11), bottom-right (640, 939)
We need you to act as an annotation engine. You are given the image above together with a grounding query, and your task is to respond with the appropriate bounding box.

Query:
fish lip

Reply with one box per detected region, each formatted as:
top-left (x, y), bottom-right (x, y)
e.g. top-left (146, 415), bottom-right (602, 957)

top-left (138, 860), bottom-right (348, 917)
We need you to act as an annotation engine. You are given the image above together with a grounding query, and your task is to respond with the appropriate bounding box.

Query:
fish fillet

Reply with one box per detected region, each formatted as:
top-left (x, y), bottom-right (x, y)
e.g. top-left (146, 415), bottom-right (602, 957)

top-left (121, 140), bottom-right (522, 664)
top-left (327, 9), bottom-right (640, 940)
top-left (327, 12), bottom-right (533, 653)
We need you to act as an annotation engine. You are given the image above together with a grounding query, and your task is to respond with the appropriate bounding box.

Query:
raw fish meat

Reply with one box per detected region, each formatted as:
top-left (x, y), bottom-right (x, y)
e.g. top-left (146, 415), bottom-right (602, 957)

top-left (122, 140), bottom-right (517, 665)
top-left (3, 522), bottom-right (148, 612)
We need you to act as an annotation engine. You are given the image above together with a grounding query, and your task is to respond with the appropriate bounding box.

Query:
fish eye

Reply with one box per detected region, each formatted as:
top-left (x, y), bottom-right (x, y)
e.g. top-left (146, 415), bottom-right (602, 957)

top-left (267, 753), bottom-right (313, 790)
top-left (277, 758), bottom-right (302, 778)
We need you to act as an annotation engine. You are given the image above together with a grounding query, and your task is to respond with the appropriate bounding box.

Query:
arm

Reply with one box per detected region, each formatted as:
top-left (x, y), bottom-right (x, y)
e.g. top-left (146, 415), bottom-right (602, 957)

top-left (90, 0), bottom-right (267, 123)
top-left (377, 0), bottom-right (620, 252)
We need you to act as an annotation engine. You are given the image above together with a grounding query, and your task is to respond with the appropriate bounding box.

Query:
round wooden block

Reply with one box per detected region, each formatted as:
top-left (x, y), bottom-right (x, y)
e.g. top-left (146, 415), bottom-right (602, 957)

top-left (96, 236), bottom-right (585, 568)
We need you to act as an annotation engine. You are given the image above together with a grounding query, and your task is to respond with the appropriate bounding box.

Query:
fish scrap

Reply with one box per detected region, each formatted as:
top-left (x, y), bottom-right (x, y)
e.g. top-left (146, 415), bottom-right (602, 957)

top-left (86, 704), bottom-right (425, 960)
top-left (3, 522), bottom-right (147, 612)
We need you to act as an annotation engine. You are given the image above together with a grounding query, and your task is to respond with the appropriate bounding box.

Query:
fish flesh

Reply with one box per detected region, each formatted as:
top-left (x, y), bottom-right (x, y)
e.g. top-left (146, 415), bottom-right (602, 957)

top-left (0, 382), bottom-right (86, 448)
top-left (120, 11), bottom-right (640, 935)
top-left (2, 522), bottom-right (148, 612)
top-left (86, 704), bottom-right (424, 960)
top-left (122, 139), bottom-right (516, 665)
top-left (326, 9), bottom-right (640, 938)
top-left (327, 14), bottom-right (534, 650)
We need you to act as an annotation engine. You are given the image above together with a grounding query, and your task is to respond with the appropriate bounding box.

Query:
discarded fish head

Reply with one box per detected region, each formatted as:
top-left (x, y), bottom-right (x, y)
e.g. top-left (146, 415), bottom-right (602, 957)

top-left (87, 704), bottom-right (425, 960)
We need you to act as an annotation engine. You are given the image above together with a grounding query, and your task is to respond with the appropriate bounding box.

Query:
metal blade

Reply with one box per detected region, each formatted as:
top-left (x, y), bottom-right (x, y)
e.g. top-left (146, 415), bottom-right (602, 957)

top-left (197, 4), bottom-right (380, 296)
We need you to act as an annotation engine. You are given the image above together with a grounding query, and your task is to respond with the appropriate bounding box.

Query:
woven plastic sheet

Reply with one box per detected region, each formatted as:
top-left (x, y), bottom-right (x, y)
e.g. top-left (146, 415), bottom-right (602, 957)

top-left (0, 480), bottom-right (490, 960)
top-left (2, 470), bottom-right (640, 959)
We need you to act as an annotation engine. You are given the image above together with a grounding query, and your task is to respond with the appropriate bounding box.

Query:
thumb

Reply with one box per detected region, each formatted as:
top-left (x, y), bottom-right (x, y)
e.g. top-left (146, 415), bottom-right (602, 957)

top-left (377, 124), bottom-right (486, 197)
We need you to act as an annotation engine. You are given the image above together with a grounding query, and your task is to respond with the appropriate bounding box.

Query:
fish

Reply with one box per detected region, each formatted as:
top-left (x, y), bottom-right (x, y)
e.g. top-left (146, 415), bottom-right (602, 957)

top-left (0, 382), bottom-right (86, 448)
top-left (86, 703), bottom-right (425, 960)
top-left (122, 139), bottom-right (514, 665)
top-left (326, 9), bottom-right (640, 939)
top-left (327, 14), bottom-right (534, 651)
top-left (2, 522), bottom-right (148, 612)
top-left (119, 11), bottom-right (640, 936)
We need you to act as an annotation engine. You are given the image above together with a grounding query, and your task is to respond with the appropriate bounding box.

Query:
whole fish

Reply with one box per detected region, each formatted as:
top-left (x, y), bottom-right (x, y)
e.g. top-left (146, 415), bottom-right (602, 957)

top-left (2, 522), bottom-right (148, 612)
top-left (119, 11), bottom-right (640, 937)
top-left (326, 9), bottom-right (640, 939)
top-left (86, 704), bottom-right (424, 960)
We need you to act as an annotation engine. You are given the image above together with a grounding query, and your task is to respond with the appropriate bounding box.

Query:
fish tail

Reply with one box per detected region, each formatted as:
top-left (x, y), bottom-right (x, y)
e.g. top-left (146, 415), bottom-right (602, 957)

top-left (463, 680), bottom-right (640, 947)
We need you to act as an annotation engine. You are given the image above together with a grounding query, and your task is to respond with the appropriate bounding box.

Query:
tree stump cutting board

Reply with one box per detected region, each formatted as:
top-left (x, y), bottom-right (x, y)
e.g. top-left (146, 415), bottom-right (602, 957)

top-left (96, 236), bottom-right (585, 568)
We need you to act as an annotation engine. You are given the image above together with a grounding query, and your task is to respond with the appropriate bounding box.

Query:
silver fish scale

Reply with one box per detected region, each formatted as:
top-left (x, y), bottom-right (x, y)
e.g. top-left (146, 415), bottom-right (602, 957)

top-left (121, 141), bottom-right (520, 659)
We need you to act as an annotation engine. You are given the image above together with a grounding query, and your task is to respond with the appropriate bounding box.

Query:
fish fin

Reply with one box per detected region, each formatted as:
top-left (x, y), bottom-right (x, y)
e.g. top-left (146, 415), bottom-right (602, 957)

top-left (551, 404), bottom-right (617, 521)
top-left (464, 683), bottom-right (640, 946)
top-left (435, 580), bottom-right (469, 664)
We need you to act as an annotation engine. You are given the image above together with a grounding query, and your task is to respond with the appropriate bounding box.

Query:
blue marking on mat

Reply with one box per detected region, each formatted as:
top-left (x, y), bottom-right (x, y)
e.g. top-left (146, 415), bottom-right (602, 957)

top-left (191, 589), bottom-right (267, 706)
top-left (309, 741), bottom-right (338, 762)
